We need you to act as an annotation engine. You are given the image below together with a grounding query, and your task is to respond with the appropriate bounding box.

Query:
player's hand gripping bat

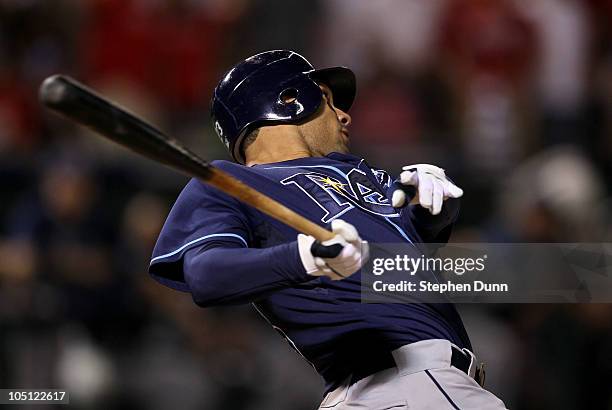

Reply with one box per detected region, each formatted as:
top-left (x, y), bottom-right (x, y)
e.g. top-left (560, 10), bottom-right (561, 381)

top-left (39, 75), bottom-right (335, 242)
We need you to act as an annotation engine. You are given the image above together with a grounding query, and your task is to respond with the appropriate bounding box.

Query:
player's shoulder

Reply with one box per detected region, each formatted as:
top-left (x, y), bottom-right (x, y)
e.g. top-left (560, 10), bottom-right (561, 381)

top-left (179, 160), bottom-right (260, 204)
top-left (178, 163), bottom-right (240, 203)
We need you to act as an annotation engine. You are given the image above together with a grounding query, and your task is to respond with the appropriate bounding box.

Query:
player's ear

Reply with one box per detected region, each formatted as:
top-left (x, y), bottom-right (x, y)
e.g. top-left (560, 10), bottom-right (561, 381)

top-left (337, 108), bottom-right (351, 127)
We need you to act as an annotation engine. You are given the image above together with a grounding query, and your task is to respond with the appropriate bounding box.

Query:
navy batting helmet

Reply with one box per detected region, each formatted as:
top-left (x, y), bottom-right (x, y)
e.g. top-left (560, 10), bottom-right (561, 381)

top-left (211, 50), bottom-right (356, 163)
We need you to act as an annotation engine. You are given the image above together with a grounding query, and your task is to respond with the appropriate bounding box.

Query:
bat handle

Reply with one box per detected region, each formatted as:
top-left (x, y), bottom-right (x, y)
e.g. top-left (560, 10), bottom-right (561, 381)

top-left (206, 168), bottom-right (336, 242)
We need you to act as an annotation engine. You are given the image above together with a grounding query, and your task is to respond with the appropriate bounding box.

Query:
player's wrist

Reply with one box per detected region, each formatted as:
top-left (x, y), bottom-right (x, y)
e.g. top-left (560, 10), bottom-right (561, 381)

top-left (297, 234), bottom-right (320, 275)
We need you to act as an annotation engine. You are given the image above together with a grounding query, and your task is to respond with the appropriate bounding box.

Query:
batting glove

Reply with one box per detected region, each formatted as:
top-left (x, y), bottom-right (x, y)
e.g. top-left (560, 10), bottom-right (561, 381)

top-left (297, 219), bottom-right (369, 281)
top-left (391, 164), bottom-right (463, 215)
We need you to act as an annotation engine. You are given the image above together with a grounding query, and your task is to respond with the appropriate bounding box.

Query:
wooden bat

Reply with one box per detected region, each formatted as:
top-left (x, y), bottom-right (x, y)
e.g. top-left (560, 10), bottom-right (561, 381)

top-left (39, 75), bottom-right (335, 242)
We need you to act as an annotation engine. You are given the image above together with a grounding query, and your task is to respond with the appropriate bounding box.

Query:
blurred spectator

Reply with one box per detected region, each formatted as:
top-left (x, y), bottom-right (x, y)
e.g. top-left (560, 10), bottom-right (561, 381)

top-left (0, 69), bottom-right (40, 151)
top-left (347, 65), bottom-right (424, 168)
top-left (0, 0), bottom-right (81, 152)
top-left (319, 0), bottom-right (447, 78)
top-left (80, 0), bottom-right (246, 113)
top-left (5, 150), bottom-right (121, 334)
top-left (437, 0), bottom-right (536, 177)
top-left (238, 0), bottom-right (321, 58)
top-left (517, 0), bottom-right (591, 147)
top-left (495, 145), bottom-right (607, 242)
top-left (584, 1), bottom-right (612, 189)
top-left (520, 0), bottom-right (589, 116)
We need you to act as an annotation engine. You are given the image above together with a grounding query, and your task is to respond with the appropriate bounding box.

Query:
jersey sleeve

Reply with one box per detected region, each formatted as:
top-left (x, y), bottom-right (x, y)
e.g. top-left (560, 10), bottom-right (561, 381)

top-left (149, 178), bottom-right (252, 291)
top-left (409, 198), bottom-right (460, 243)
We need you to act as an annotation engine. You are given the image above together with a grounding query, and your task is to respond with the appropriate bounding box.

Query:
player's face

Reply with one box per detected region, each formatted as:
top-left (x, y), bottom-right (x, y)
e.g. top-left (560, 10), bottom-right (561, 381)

top-left (298, 84), bottom-right (352, 156)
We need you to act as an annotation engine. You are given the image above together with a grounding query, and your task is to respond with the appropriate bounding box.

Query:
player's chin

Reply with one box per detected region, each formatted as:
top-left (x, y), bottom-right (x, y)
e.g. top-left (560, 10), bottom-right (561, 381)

top-left (338, 133), bottom-right (350, 152)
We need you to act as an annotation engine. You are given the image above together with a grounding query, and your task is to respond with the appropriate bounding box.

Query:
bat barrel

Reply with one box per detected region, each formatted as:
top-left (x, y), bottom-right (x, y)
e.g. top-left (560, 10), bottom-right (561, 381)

top-left (39, 74), bottom-right (212, 180)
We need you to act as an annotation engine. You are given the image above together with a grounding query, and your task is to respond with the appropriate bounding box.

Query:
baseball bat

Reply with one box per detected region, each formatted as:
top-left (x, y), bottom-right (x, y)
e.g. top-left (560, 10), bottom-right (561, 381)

top-left (39, 74), bottom-right (335, 242)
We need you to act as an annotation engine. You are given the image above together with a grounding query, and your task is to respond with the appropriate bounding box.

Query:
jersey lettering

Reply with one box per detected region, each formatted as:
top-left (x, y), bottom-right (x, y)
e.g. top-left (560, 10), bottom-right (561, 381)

top-left (281, 169), bottom-right (397, 222)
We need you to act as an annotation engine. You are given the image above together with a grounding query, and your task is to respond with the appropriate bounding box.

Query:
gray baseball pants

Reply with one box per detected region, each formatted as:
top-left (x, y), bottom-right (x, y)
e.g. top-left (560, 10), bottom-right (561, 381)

top-left (318, 339), bottom-right (508, 409)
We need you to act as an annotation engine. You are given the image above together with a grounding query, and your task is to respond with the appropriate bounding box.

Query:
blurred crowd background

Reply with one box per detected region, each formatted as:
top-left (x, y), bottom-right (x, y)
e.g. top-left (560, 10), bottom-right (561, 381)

top-left (1, 0), bottom-right (611, 409)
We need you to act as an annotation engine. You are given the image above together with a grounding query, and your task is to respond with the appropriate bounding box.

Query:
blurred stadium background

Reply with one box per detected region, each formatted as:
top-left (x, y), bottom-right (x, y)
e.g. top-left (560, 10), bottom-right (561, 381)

top-left (1, 0), bottom-right (611, 409)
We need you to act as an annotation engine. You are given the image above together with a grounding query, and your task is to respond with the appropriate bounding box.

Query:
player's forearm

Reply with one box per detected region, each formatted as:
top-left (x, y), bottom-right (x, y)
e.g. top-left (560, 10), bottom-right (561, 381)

top-left (183, 242), bottom-right (311, 307)
top-left (410, 197), bottom-right (460, 243)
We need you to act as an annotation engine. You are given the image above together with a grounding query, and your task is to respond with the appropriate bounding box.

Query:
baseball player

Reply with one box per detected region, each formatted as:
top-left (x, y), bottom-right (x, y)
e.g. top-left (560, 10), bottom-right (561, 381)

top-left (150, 50), bottom-right (508, 409)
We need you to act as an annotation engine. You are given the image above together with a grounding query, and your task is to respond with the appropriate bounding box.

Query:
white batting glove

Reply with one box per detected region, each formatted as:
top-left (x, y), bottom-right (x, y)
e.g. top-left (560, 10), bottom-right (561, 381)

top-left (391, 164), bottom-right (463, 215)
top-left (297, 219), bottom-right (369, 281)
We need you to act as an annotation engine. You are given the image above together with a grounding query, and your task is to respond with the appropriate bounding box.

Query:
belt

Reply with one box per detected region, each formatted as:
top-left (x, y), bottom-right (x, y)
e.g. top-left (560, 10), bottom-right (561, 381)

top-left (341, 341), bottom-right (485, 393)
top-left (451, 345), bottom-right (486, 387)
top-left (450, 345), bottom-right (472, 374)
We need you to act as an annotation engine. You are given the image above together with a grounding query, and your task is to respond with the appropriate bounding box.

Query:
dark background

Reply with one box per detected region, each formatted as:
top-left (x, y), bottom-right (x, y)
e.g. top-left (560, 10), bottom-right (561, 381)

top-left (0, 0), bottom-right (611, 409)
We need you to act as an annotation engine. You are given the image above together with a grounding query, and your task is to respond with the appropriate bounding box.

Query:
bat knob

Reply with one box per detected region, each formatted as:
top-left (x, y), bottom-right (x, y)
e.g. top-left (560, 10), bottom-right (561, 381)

top-left (39, 74), bottom-right (71, 107)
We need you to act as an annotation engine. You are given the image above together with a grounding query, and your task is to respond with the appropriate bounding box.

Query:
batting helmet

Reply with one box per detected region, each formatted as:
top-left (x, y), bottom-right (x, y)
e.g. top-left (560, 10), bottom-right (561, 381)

top-left (211, 50), bottom-right (356, 163)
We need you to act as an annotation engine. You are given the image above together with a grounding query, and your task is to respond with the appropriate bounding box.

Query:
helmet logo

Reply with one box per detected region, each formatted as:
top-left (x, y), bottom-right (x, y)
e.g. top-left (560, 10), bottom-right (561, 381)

top-left (214, 120), bottom-right (229, 147)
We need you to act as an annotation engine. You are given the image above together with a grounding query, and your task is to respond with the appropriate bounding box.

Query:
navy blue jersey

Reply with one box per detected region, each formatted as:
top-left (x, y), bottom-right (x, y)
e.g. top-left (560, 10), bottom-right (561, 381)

top-left (150, 152), bottom-right (471, 391)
